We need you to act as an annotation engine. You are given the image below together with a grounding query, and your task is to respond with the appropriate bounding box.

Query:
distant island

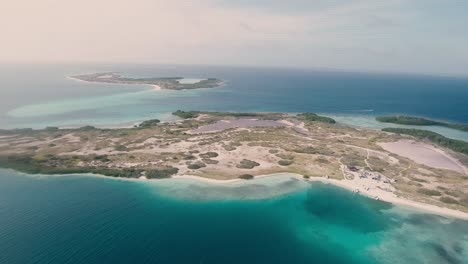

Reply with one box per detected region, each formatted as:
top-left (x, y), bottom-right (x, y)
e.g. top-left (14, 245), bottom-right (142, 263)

top-left (376, 115), bottom-right (468, 131)
top-left (1, 111), bottom-right (467, 217)
top-left (71, 72), bottom-right (223, 90)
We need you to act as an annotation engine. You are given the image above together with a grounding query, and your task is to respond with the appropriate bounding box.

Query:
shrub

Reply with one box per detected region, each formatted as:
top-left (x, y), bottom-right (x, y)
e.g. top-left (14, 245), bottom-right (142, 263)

top-left (202, 158), bottom-right (219, 164)
top-left (297, 113), bottom-right (336, 124)
top-left (182, 154), bottom-right (196, 160)
top-left (376, 115), bottom-right (468, 131)
top-left (278, 160), bottom-right (293, 166)
top-left (236, 159), bottom-right (260, 169)
top-left (460, 196), bottom-right (468, 207)
top-left (439, 196), bottom-right (459, 204)
top-left (114, 145), bottom-right (128, 151)
top-left (444, 190), bottom-right (461, 197)
top-left (199, 152), bottom-right (218, 158)
top-left (94, 155), bottom-right (110, 162)
top-left (223, 145), bottom-right (236, 151)
top-left (315, 157), bottom-right (329, 164)
top-left (78, 125), bottom-right (96, 131)
top-left (187, 162), bottom-right (206, 170)
top-left (138, 119), bottom-right (160, 128)
top-left (172, 110), bottom-right (199, 119)
top-left (146, 167), bottom-right (179, 179)
top-left (293, 146), bottom-right (334, 156)
top-left (239, 174), bottom-right (254, 180)
top-left (45, 126), bottom-right (59, 131)
top-left (417, 188), bottom-right (441, 196)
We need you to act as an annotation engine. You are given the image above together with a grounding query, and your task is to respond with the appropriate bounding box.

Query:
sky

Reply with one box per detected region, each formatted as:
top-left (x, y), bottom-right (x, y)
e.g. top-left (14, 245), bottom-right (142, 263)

top-left (1, 0), bottom-right (468, 76)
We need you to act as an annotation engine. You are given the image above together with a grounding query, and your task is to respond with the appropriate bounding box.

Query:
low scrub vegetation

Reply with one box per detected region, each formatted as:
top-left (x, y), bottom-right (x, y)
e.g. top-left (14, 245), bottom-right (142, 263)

top-left (278, 160), bottom-right (293, 166)
top-left (417, 188), bottom-right (441, 196)
top-left (297, 113), bottom-right (336, 124)
top-left (238, 174), bottom-right (254, 180)
top-left (236, 159), bottom-right (260, 169)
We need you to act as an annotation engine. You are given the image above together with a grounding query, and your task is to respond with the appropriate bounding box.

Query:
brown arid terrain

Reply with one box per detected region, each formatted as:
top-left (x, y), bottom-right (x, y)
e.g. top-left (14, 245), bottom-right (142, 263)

top-left (1, 111), bottom-right (467, 217)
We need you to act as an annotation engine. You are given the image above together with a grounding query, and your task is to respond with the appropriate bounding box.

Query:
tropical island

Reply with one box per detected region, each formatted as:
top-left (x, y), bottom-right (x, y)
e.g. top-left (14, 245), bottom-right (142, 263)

top-left (376, 115), bottom-right (468, 131)
top-left (70, 72), bottom-right (223, 90)
top-left (1, 111), bottom-right (467, 218)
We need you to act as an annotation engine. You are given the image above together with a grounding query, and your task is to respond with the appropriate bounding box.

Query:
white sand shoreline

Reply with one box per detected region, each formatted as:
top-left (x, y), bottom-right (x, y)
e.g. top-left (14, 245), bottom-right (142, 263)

top-left (151, 84), bottom-right (162, 91)
top-left (68, 76), bottom-right (164, 92)
top-left (176, 173), bottom-right (468, 220)
top-left (10, 168), bottom-right (467, 220)
top-left (15, 167), bottom-right (468, 220)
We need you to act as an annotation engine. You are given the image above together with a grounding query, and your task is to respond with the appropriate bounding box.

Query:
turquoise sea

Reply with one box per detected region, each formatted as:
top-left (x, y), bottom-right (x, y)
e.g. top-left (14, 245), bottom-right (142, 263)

top-left (0, 170), bottom-right (467, 264)
top-left (1, 64), bottom-right (468, 263)
top-left (1, 64), bottom-right (468, 140)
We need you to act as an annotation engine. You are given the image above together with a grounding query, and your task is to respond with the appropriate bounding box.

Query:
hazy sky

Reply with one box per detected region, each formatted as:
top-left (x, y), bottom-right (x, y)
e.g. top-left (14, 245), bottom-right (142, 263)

top-left (2, 0), bottom-right (468, 76)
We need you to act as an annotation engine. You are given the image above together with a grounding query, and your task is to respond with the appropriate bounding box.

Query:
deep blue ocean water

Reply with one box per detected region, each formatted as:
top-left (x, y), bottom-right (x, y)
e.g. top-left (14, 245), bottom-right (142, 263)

top-left (1, 64), bottom-right (467, 134)
top-left (0, 170), bottom-right (467, 264)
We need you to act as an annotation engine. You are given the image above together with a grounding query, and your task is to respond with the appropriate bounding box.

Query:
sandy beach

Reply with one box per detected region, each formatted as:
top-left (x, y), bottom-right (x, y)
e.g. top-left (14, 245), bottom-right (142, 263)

top-left (151, 85), bottom-right (161, 91)
top-left (175, 173), bottom-right (468, 220)
top-left (9, 166), bottom-right (468, 220)
top-left (68, 76), bottom-right (163, 91)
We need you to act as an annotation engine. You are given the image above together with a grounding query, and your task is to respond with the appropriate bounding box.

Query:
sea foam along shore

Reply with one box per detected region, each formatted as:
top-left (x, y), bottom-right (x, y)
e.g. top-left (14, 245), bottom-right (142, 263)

top-left (68, 76), bottom-right (163, 91)
top-left (11, 168), bottom-right (468, 220)
top-left (174, 173), bottom-right (468, 220)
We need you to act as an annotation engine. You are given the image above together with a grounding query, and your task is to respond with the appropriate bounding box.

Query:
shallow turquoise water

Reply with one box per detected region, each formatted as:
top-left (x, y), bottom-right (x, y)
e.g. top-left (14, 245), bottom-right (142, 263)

top-left (0, 170), bottom-right (467, 264)
top-left (1, 64), bottom-right (468, 141)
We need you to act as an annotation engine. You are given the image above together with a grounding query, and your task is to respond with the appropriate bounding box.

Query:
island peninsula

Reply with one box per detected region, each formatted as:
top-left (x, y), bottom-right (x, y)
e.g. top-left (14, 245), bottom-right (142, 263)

top-left (1, 111), bottom-right (468, 218)
top-left (71, 72), bottom-right (223, 90)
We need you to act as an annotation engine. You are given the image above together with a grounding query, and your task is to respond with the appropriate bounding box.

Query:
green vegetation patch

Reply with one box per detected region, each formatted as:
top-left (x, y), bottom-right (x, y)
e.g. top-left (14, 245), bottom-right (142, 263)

top-left (182, 154), bottom-right (197, 160)
top-left (417, 188), bottom-right (442, 196)
top-left (236, 159), bottom-right (260, 169)
top-left (278, 160), bottom-right (294, 166)
top-left (0, 154), bottom-right (143, 178)
top-left (293, 146), bottom-right (334, 156)
top-left (239, 174), bottom-right (254, 180)
top-left (315, 157), bottom-right (330, 164)
top-left (172, 110), bottom-right (200, 119)
top-left (77, 125), bottom-right (97, 131)
top-left (114, 145), bottom-right (128, 151)
top-left (377, 115), bottom-right (468, 131)
top-left (45, 126), bottom-right (60, 131)
top-left (439, 196), bottom-right (459, 204)
top-left (297, 113), bottom-right (336, 124)
top-left (187, 162), bottom-right (206, 170)
top-left (202, 158), bottom-right (219, 164)
top-left (145, 167), bottom-right (179, 179)
top-left (199, 152), bottom-right (219, 158)
top-left (138, 119), bottom-right (161, 128)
